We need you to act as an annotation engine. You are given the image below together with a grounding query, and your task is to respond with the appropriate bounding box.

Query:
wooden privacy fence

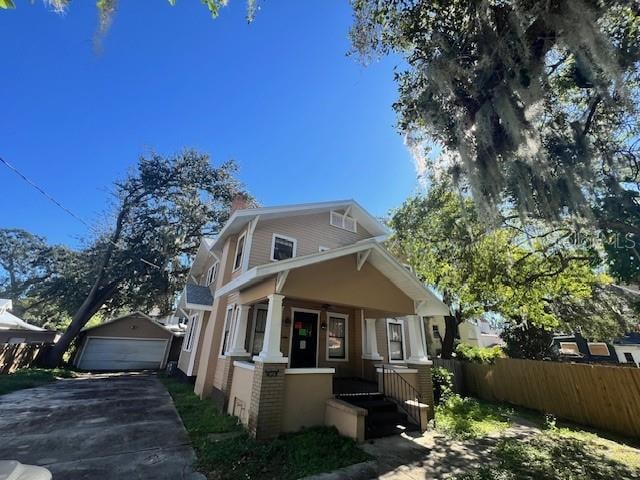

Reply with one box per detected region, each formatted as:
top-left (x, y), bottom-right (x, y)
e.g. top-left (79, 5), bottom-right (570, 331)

top-left (463, 358), bottom-right (640, 439)
top-left (0, 343), bottom-right (49, 374)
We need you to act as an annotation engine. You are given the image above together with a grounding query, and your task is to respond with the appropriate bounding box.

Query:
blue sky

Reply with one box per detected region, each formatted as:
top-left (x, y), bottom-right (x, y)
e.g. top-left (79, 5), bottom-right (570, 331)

top-left (2, 0), bottom-right (418, 247)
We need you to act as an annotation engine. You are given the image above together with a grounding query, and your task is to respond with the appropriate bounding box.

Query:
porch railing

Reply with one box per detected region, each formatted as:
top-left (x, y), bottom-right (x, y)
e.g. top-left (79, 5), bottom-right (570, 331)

top-left (381, 364), bottom-right (422, 431)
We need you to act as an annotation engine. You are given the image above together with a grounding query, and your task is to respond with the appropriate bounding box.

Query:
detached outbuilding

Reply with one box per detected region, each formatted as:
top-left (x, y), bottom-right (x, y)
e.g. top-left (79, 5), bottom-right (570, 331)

top-left (74, 312), bottom-right (181, 371)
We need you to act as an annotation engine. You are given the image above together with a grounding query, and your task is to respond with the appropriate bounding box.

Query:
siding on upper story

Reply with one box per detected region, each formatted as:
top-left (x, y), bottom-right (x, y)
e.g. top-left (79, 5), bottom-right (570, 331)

top-left (247, 212), bottom-right (373, 269)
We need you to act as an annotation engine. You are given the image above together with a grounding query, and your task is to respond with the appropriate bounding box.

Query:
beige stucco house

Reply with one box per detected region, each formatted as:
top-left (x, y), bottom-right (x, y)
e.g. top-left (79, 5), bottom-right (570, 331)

top-left (175, 199), bottom-right (450, 441)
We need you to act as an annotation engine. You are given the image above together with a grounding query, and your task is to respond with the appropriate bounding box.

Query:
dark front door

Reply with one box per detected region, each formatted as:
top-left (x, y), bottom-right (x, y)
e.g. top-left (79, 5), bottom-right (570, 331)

top-left (290, 310), bottom-right (318, 368)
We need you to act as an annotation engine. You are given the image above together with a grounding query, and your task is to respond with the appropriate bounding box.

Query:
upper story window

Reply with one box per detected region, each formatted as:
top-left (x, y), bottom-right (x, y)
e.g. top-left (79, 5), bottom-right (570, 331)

top-left (233, 233), bottom-right (246, 271)
top-left (206, 262), bottom-right (218, 286)
top-left (184, 314), bottom-right (199, 352)
top-left (330, 210), bottom-right (357, 233)
top-left (271, 234), bottom-right (297, 261)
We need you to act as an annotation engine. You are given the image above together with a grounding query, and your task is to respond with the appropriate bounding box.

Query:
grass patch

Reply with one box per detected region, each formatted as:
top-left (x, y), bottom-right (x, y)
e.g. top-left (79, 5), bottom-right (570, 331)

top-left (161, 375), bottom-right (370, 479)
top-left (435, 395), bottom-right (512, 439)
top-left (455, 433), bottom-right (640, 480)
top-left (0, 368), bottom-right (76, 395)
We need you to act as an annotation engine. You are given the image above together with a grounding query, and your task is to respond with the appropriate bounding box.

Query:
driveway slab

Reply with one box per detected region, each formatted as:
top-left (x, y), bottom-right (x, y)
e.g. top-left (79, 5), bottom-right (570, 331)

top-left (0, 372), bottom-right (201, 479)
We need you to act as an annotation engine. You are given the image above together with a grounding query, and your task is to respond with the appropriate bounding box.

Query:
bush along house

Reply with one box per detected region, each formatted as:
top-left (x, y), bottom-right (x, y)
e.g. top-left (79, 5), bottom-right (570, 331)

top-left (173, 199), bottom-right (450, 441)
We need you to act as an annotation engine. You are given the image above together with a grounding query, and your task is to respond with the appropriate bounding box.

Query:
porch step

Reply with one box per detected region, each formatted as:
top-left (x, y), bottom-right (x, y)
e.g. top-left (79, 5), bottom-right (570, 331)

top-left (338, 393), bottom-right (419, 439)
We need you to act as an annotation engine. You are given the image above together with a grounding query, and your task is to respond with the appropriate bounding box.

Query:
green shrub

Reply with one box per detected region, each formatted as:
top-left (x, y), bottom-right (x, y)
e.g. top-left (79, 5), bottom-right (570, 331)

top-left (432, 366), bottom-right (454, 405)
top-left (455, 343), bottom-right (505, 363)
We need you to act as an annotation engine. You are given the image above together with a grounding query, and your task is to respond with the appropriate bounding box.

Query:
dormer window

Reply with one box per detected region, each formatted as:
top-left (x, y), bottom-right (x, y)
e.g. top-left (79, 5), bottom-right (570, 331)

top-left (271, 234), bottom-right (297, 261)
top-left (330, 210), bottom-right (357, 233)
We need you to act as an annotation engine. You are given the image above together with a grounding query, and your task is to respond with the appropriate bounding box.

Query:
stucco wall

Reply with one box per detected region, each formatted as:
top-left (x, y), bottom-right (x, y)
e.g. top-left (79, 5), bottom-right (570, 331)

top-left (248, 212), bottom-right (372, 269)
top-left (227, 362), bottom-right (255, 425)
top-left (282, 371), bottom-right (333, 432)
top-left (281, 255), bottom-right (415, 315)
top-left (324, 399), bottom-right (367, 442)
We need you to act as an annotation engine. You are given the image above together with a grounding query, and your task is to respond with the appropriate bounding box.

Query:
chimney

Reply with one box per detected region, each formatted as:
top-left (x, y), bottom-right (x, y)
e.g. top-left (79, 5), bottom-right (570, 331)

top-left (230, 193), bottom-right (251, 215)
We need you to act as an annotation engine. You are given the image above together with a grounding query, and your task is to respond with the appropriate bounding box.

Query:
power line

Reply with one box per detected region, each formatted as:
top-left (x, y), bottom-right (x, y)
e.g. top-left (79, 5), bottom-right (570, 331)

top-left (0, 155), bottom-right (161, 269)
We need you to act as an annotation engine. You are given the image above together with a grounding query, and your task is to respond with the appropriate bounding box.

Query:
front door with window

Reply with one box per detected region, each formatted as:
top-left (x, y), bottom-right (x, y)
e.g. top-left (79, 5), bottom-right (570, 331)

top-left (290, 310), bottom-right (318, 368)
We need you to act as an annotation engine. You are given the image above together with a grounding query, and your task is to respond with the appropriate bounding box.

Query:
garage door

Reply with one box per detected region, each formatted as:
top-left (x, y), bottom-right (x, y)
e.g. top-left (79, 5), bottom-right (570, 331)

top-left (78, 337), bottom-right (168, 371)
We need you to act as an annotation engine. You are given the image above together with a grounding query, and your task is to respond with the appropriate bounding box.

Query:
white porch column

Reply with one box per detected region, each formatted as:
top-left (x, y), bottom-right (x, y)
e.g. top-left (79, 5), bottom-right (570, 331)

top-left (254, 293), bottom-right (287, 363)
top-left (363, 317), bottom-right (383, 360)
top-left (406, 315), bottom-right (431, 364)
top-left (227, 304), bottom-right (251, 357)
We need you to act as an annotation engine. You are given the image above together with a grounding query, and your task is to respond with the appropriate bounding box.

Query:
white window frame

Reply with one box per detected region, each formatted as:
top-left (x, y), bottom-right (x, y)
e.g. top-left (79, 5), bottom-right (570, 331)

top-left (219, 304), bottom-right (236, 357)
top-left (206, 261), bottom-right (219, 287)
top-left (386, 318), bottom-right (406, 363)
top-left (249, 304), bottom-right (268, 356)
top-left (326, 312), bottom-right (349, 362)
top-left (329, 210), bottom-right (357, 233)
top-left (184, 314), bottom-right (200, 352)
top-left (233, 233), bottom-right (246, 272)
top-left (270, 233), bottom-right (297, 262)
top-left (318, 245), bottom-right (330, 252)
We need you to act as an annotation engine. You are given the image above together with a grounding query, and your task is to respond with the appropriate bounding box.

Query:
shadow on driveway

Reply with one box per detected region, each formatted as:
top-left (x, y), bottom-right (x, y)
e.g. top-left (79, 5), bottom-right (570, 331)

top-left (0, 372), bottom-right (202, 479)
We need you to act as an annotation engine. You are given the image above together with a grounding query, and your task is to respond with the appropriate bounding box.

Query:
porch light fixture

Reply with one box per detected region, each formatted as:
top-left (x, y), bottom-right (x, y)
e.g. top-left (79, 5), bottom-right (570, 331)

top-left (320, 321), bottom-right (327, 331)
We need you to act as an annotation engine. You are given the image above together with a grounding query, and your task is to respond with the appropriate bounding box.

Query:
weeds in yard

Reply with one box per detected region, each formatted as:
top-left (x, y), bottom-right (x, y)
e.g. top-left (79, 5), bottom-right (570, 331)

top-left (435, 395), bottom-right (512, 439)
top-left (160, 375), bottom-right (370, 480)
top-left (455, 434), bottom-right (640, 480)
top-left (0, 368), bottom-right (75, 395)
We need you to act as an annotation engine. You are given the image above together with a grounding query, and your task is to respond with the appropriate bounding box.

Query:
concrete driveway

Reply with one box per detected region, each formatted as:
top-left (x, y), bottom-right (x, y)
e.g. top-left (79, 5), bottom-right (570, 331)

top-left (0, 372), bottom-right (201, 480)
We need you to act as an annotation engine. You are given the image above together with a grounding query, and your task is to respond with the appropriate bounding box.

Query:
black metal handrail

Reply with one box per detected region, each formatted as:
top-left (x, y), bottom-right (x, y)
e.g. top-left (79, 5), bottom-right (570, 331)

top-left (381, 364), bottom-right (422, 431)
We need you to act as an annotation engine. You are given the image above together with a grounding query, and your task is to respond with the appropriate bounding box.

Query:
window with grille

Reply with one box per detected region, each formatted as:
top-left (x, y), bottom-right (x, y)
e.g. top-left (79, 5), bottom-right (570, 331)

top-left (387, 320), bottom-right (405, 361)
top-left (328, 314), bottom-right (348, 360)
top-left (329, 210), bottom-right (357, 233)
top-left (271, 234), bottom-right (296, 261)
top-left (220, 306), bottom-right (235, 355)
top-left (252, 307), bottom-right (268, 355)
top-left (206, 262), bottom-right (218, 286)
top-left (233, 234), bottom-right (245, 271)
top-left (184, 314), bottom-right (199, 352)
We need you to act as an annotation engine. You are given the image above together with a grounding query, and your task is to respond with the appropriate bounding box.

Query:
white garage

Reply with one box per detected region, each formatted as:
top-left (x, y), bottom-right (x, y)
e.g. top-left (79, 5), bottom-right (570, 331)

top-left (74, 312), bottom-right (173, 371)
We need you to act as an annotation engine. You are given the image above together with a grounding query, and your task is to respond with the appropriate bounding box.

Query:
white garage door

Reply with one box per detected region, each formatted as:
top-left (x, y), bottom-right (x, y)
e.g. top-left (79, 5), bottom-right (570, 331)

top-left (78, 337), bottom-right (168, 371)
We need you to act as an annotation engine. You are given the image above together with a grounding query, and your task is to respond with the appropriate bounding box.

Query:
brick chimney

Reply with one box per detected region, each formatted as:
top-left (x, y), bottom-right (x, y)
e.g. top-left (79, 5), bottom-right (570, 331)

top-left (230, 193), bottom-right (252, 214)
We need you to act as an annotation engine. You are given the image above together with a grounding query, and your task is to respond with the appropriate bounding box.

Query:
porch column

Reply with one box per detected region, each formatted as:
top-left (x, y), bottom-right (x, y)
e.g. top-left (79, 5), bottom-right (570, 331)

top-left (254, 293), bottom-right (287, 363)
top-left (363, 318), bottom-right (383, 360)
top-left (227, 304), bottom-right (251, 357)
top-left (406, 315), bottom-right (430, 364)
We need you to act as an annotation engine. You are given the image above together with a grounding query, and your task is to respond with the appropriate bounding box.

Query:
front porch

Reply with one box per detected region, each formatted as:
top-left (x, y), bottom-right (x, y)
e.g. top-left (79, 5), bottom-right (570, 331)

top-left (218, 291), bottom-right (434, 440)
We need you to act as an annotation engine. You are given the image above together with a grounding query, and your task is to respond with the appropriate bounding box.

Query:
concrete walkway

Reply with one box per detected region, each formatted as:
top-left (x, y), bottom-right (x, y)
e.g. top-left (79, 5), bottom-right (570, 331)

top-left (0, 372), bottom-right (201, 479)
top-left (361, 422), bottom-right (541, 479)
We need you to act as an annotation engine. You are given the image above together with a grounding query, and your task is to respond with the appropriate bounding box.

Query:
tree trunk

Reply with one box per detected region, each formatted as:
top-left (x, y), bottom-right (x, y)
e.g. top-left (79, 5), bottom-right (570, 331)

top-left (39, 198), bottom-right (131, 368)
top-left (38, 281), bottom-right (119, 368)
top-left (440, 315), bottom-right (458, 359)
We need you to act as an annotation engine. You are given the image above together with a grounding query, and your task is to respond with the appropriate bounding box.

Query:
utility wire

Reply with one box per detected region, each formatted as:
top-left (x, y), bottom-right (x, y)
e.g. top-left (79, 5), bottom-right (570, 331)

top-left (0, 155), bottom-right (161, 269)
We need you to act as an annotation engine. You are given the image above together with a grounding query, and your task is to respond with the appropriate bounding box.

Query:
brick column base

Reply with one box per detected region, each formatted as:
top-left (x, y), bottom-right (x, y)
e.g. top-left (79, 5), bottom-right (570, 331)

top-left (248, 361), bottom-right (287, 440)
top-left (408, 362), bottom-right (434, 420)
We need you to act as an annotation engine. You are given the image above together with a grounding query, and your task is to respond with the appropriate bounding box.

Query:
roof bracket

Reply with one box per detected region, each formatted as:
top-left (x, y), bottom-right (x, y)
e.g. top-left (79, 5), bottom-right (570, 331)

top-left (357, 249), bottom-right (371, 271)
top-left (276, 270), bottom-right (289, 293)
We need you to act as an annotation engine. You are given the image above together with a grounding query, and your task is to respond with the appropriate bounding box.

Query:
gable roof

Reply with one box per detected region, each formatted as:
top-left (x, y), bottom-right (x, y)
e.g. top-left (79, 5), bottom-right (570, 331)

top-left (215, 238), bottom-right (450, 316)
top-left (0, 310), bottom-right (46, 331)
top-left (80, 311), bottom-right (174, 335)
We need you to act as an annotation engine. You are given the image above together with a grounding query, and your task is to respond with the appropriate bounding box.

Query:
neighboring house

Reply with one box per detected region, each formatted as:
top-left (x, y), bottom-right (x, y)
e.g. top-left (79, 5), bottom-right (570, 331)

top-left (612, 332), bottom-right (640, 366)
top-left (174, 199), bottom-right (450, 441)
top-left (425, 316), bottom-right (503, 356)
top-left (0, 299), bottom-right (57, 344)
top-left (552, 333), bottom-right (618, 364)
top-left (73, 312), bottom-right (182, 371)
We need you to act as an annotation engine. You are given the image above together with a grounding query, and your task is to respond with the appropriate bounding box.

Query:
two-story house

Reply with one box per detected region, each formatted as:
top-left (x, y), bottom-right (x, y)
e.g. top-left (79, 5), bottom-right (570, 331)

top-left (174, 199), bottom-right (449, 441)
